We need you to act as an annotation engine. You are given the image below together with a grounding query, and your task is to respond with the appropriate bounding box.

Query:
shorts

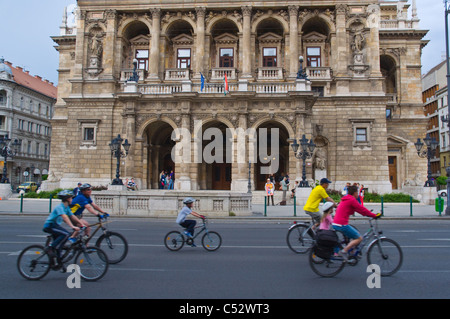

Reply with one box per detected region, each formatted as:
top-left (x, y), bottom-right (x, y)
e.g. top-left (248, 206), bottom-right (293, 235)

top-left (305, 211), bottom-right (321, 224)
top-left (332, 224), bottom-right (360, 239)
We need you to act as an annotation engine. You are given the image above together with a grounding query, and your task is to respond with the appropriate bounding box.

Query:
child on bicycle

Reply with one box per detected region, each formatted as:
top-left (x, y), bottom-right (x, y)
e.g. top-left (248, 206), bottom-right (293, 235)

top-left (43, 190), bottom-right (82, 268)
top-left (332, 185), bottom-right (381, 260)
top-left (319, 202), bottom-right (335, 230)
top-left (176, 198), bottom-right (204, 244)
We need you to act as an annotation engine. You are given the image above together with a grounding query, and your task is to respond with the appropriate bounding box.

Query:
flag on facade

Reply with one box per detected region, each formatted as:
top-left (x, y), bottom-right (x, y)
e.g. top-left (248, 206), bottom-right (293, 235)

top-left (224, 73), bottom-right (229, 95)
top-left (200, 72), bottom-right (205, 92)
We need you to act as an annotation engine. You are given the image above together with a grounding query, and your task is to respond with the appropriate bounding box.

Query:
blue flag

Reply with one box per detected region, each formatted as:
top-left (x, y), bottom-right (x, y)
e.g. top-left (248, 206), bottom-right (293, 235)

top-left (200, 73), bottom-right (205, 92)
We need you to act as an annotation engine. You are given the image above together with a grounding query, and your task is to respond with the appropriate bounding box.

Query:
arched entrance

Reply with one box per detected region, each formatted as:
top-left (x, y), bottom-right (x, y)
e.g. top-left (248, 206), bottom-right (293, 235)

top-left (198, 120), bottom-right (232, 190)
top-left (254, 121), bottom-right (290, 190)
top-left (144, 121), bottom-right (175, 189)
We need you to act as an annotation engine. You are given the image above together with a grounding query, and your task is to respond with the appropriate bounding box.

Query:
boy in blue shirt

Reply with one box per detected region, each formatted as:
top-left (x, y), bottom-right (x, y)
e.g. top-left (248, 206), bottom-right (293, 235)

top-left (176, 198), bottom-right (204, 246)
top-left (43, 190), bottom-right (82, 269)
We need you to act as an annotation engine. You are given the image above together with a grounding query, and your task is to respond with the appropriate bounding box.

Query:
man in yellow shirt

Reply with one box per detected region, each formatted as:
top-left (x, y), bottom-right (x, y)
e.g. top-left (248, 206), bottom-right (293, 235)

top-left (303, 178), bottom-right (337, 226)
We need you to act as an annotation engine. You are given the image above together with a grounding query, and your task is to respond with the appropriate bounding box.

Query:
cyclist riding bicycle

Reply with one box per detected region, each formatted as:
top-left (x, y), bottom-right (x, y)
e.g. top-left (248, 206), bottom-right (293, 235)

top-left (70, 183), bottom-right (108, 237)
top-left (43, 190), bottom-right (82, 269)
top-left (332, 185), bottom-right (381, 260)
top-left (303, 178), bottom-right (337, 228)
top-left (176, 197), bottom-right (204, 246)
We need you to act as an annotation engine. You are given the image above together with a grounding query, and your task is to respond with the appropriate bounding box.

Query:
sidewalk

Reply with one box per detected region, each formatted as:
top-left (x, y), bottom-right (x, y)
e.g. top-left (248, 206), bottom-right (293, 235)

top-left (0, 197), bottom-right (449, 220)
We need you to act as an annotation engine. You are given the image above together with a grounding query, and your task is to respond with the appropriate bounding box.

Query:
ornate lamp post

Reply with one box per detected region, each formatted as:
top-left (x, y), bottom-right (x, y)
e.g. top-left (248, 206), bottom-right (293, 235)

top-left (296, 56), bottom-right (309, 80)
top-left (109, 134), bottom-right (131, 185)
top-left (414, 134), bottom-right (439, 187)
top-left (0, 136), bottom-right (21, 183)
top-left (290, 134), bottom-right (316, 187)
top-left (128, 59), bottom-right (139, 82)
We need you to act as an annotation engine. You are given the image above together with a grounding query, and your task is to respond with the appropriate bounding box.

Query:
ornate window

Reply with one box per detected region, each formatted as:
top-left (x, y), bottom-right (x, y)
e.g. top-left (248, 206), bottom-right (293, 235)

top-left (219, 48), bottom-right (234, 68)
top-left (177, 48), bottom-right (191, 69)
top-left (262, 48), bottom-right (277, 67)
top-left (78, 119), bottom-right (101, 148)
top-left (349, 119), bottom-right (374, 148)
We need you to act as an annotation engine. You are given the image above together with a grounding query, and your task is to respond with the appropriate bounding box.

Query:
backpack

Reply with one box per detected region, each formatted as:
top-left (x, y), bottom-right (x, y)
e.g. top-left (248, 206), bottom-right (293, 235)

top-left (313, 229), bottom-right (339, 259)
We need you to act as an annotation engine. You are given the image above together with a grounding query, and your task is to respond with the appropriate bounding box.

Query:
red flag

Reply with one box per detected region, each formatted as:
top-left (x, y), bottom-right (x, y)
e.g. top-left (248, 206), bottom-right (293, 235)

top-left (224, 73), bottom-right (229, 95)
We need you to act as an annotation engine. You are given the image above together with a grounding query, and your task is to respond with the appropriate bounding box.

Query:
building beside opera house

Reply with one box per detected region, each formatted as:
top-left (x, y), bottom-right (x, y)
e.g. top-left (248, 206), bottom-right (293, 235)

top-left (47, 0), bottom-right (429, 199)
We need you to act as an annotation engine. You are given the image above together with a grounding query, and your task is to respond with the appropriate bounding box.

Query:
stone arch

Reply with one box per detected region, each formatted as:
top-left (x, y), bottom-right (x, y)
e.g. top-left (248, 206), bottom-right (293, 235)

top-left (206, 16), bottom-right (242, 34)
top-left (380, 54), bottom-right (399, 95)
top-left (161, 17), bottom-right (197, 36)
top-left (250, 116), bottom-right (295, 139)
top-left (140, 118), bottom-right (177, 189)
top-left (251, 14), bottom-right (289, 34)
top-left (137, 116), bottom-right (178, 139)
top-left (299, 12), bottom-right (336, 34)
top-left (250, 117), bottom-right (293, 190)
top-left (117, 18), bottom-right (152, 38)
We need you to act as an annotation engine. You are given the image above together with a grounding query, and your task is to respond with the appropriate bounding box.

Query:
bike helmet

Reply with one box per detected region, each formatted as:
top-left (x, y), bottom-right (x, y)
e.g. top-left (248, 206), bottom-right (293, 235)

top-left (182, 197), bottom-right (196, 205)
top-left (321, 202), bottom-right (334, 213)
top-left (57, 189), bottom-right (74, 201)
top-left (79, 183), bottom-right (92, 191)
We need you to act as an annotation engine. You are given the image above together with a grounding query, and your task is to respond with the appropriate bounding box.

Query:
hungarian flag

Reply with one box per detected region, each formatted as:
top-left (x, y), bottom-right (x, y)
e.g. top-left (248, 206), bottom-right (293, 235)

top-left (224, 73), bottom-right (229, 95)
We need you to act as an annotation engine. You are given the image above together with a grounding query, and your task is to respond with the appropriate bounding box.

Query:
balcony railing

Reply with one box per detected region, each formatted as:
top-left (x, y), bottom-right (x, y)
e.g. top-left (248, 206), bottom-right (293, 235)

top-left (165, 68), bottom-right (190, 81)
top-left (257, 67), bottom-right (284, 81)
top-left (120, 69), bottom-right (146, 82)
top-left (211, 68), bottom-right (237, 81)
top-left (305, 67), bottom-right (332, 81)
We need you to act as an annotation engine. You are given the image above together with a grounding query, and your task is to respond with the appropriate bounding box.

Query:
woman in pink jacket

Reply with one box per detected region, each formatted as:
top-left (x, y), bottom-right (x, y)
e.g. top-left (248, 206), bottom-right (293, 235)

top-left (333, 185), bottom-right (380, 260)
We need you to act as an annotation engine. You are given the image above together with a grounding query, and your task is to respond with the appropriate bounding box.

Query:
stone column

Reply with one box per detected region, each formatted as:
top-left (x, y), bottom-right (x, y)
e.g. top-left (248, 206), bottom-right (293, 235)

top-left (367, 4), bottom-right (382, 78)
top-left (194, 7), bottom-right (206, 80)
top-left (176, 111), bottom-right (192, 190)
top-left (241, 6), bottom-right (253, 79)
top-left (288, 6), bottom-right (299, 79)
top-left (124, 100), bottom-right (136, 177)
top-left (148, 8), bottom-right (161, 81)
top-left (103, 9), bottom-right (117, 80)
top-left (334, 4), bottom-right (350, 95)
top-left (73, 9), bottom-right (86, 81)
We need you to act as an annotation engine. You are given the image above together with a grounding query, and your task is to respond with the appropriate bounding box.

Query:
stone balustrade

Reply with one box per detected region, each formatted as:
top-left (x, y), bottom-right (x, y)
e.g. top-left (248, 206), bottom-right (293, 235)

top-left (91, 189), bottom-right (252, 217)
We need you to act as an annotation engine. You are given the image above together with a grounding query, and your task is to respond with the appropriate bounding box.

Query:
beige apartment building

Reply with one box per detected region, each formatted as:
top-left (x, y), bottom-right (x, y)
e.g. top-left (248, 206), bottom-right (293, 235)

top-left (47, 0), bottom-right (428, 195)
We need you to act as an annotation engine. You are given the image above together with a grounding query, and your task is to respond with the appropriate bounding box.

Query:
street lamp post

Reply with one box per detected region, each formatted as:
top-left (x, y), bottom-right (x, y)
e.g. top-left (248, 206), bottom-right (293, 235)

top-left (247, 161), bottom-right (252, 193)
top-left (296, 56), bottom-right (309, 80)
top-left (290, 134), bottom-right (316, 187)
top-left (414, 134), bottom-right (439, 187)
top-left (109, 134), bottom-right (131, 185)
top-left (0, 136), bottom-right (21, 184)
top-left (128, 59), bottom-right (139, 82)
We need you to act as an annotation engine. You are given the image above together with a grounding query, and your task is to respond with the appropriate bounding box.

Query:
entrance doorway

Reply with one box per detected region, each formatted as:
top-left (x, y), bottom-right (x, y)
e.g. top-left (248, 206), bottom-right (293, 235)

top-left (388, 156), bottom-right (397, 189)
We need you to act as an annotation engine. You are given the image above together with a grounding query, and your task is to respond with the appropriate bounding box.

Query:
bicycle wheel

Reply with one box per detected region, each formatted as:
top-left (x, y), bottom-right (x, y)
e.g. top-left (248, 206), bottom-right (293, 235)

top-left (17, 245), bottom-right (51, 280)
top-left (164, 231), bottom-right (185, 251)
top-left (96, 231), bottom-right (128, 264)
top-left (366, 238), bottom-right (403, 276)
top-left (286, 224), bottom-right (315, 254)
top-left (202, 231), bottom-right (222, 251)
top-left (74, 247), bottom-right (109, 281)
top-left (308, 246), bottom-right (346, 278)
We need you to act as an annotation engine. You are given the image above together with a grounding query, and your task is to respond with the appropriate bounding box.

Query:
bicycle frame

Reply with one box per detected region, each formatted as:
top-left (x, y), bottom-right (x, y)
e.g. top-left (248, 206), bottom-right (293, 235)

top-left (345, 218), bottom-right (385, 258)
top-left (190, 219), bottom-right (209, 240)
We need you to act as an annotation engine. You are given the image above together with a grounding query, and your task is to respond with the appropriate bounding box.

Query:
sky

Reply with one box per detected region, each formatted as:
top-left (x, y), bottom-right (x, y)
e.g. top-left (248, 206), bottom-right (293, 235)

top-left (0, 0), bottom-right (447, 85)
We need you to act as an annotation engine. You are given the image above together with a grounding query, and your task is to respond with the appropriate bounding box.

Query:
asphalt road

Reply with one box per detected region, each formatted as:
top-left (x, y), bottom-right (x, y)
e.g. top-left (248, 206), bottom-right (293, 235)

top-left (1, 216), bottom-right (450, 303)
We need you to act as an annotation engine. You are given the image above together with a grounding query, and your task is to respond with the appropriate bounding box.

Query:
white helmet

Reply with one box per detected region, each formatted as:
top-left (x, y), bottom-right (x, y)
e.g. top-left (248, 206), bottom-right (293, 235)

top-left (321, 202), bottom-right (334, 212)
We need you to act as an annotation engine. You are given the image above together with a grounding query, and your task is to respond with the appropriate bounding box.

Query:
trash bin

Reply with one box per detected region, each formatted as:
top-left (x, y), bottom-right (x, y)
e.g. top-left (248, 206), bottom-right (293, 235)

top-left (435, 197), bottom-right (444, 213)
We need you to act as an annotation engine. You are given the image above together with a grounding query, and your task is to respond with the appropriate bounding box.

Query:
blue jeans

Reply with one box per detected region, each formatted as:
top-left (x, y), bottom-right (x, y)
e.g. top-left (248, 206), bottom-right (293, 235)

top-left (43, 223), bottom-right (70, 256)
top-left (179, 220), bottom-right (196, 236)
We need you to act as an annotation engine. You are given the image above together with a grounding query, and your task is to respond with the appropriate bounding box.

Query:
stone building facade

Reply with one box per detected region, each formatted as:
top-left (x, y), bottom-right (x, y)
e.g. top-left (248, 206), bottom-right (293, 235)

top-left (47, 0), bottom-right (428, 194)
top-left (0, 58), bottom-right (55, 190)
